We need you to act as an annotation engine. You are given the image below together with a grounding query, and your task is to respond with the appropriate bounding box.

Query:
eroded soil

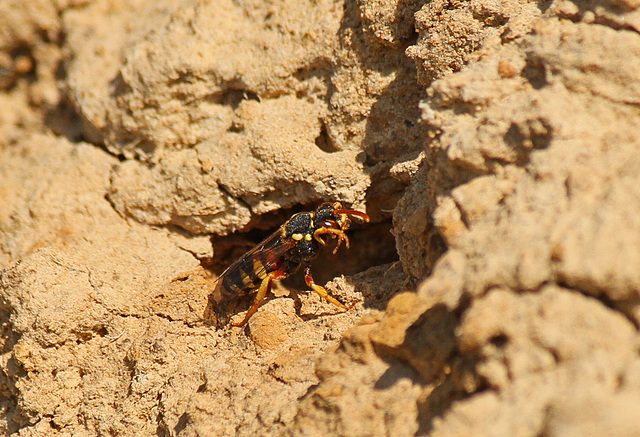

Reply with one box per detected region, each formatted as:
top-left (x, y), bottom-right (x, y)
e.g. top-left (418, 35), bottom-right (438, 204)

top-left (2, 0), bottom-right (640, 436)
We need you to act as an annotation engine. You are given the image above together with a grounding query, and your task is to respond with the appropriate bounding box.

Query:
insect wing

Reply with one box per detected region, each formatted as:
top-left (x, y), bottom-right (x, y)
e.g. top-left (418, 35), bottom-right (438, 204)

top-left (212, 227), bottom-right (295, 302)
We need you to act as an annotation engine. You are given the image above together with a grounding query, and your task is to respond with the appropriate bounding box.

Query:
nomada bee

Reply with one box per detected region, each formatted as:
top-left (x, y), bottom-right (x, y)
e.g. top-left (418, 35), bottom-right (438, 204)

top-left (212, 202), bottom-right (370, 326)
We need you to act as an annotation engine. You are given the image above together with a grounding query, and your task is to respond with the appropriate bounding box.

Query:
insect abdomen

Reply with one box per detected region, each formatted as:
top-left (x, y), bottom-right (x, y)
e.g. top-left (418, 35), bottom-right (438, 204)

top-left (221, 254), bottom-right (270, 297)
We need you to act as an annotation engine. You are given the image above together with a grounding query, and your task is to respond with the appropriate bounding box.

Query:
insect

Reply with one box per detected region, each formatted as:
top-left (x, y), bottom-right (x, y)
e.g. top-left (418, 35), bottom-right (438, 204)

top-left (212, 202), bottom-right (370, 326)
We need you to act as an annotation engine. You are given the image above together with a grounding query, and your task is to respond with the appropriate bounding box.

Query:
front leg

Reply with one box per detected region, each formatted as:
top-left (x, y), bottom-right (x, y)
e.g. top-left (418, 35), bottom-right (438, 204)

top-left (312, 227), bottom-right (350, 253)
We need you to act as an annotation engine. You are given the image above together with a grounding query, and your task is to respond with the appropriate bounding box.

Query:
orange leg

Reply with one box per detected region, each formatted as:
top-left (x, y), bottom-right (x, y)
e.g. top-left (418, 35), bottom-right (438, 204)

top-left (304, 267), bottom-right (356, 310)
top-left (313, 228), bottom-right (350, 253)
top-left (231, 275), bottom-right (272, 327)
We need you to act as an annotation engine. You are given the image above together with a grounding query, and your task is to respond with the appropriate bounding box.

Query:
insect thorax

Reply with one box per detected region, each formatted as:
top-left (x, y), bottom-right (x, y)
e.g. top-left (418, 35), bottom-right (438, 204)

top-left (282, 212), bottom-right (320, 263)
top-left (286, 239), bottom-right (319, 264)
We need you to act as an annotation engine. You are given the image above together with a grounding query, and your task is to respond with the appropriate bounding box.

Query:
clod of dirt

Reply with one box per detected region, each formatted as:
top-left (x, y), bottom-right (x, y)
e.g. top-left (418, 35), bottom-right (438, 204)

top-left (62, 0), bottom-right (426, 233)
top-left (107, 96), bottom-right (370, 234)
top-left (3, 0), bottom-right (640, 436)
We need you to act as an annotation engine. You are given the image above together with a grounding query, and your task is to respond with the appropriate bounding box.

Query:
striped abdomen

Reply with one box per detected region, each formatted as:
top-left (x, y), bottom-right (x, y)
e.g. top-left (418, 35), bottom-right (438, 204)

top-left (214, 250), bottom-right (284, 303)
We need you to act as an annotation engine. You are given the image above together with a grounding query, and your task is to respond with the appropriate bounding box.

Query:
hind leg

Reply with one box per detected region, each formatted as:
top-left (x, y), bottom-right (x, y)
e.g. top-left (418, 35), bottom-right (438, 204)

top-left (304, 267), bottom-right (355, 310)
top-left (231, 276), bottom-right (272, 327)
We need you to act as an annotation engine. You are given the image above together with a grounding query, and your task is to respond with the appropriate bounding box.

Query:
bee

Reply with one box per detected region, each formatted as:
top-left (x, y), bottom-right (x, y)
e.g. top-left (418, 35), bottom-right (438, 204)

top-left (212, 202), bottom-right (370, 326)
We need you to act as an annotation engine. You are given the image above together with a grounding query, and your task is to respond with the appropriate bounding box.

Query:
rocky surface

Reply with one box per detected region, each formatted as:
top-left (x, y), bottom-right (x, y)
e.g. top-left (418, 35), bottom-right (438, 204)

top-left (2, 0), bottom-right (640, 436)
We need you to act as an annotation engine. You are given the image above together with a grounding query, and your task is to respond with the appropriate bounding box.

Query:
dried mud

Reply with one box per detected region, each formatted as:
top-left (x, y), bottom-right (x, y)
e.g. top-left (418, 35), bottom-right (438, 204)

top-left (2, 0), bottom-right (640, 436)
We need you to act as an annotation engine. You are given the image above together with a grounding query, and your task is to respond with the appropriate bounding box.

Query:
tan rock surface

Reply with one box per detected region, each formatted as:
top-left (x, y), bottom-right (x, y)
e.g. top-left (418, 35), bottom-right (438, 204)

top-left (2, 0), bottom-right (640, 436)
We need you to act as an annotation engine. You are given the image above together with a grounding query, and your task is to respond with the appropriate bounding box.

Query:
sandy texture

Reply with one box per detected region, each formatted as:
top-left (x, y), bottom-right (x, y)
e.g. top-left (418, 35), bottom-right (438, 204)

top-left (2, 0), bottom-right (640, 436)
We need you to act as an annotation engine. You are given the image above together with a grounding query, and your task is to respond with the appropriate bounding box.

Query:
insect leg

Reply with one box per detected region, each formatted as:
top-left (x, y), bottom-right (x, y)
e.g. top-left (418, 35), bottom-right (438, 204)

top-left (313, 228), bottom-right (350, 253)
top-left (231, 275), bottom-right (272, 327)
top-left (304, 267), bottom-right (355, 310)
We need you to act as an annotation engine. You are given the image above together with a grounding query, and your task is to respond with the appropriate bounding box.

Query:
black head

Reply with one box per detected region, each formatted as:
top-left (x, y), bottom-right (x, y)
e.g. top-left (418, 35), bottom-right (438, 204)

top-left (312, 202), bottom-right (369, 233)
top-left (281, 202), bottom-right (369, 263)
top-left (313, 202), bottom-right (345, 230)
top-left (311, 202), bottom-right (370, 253)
